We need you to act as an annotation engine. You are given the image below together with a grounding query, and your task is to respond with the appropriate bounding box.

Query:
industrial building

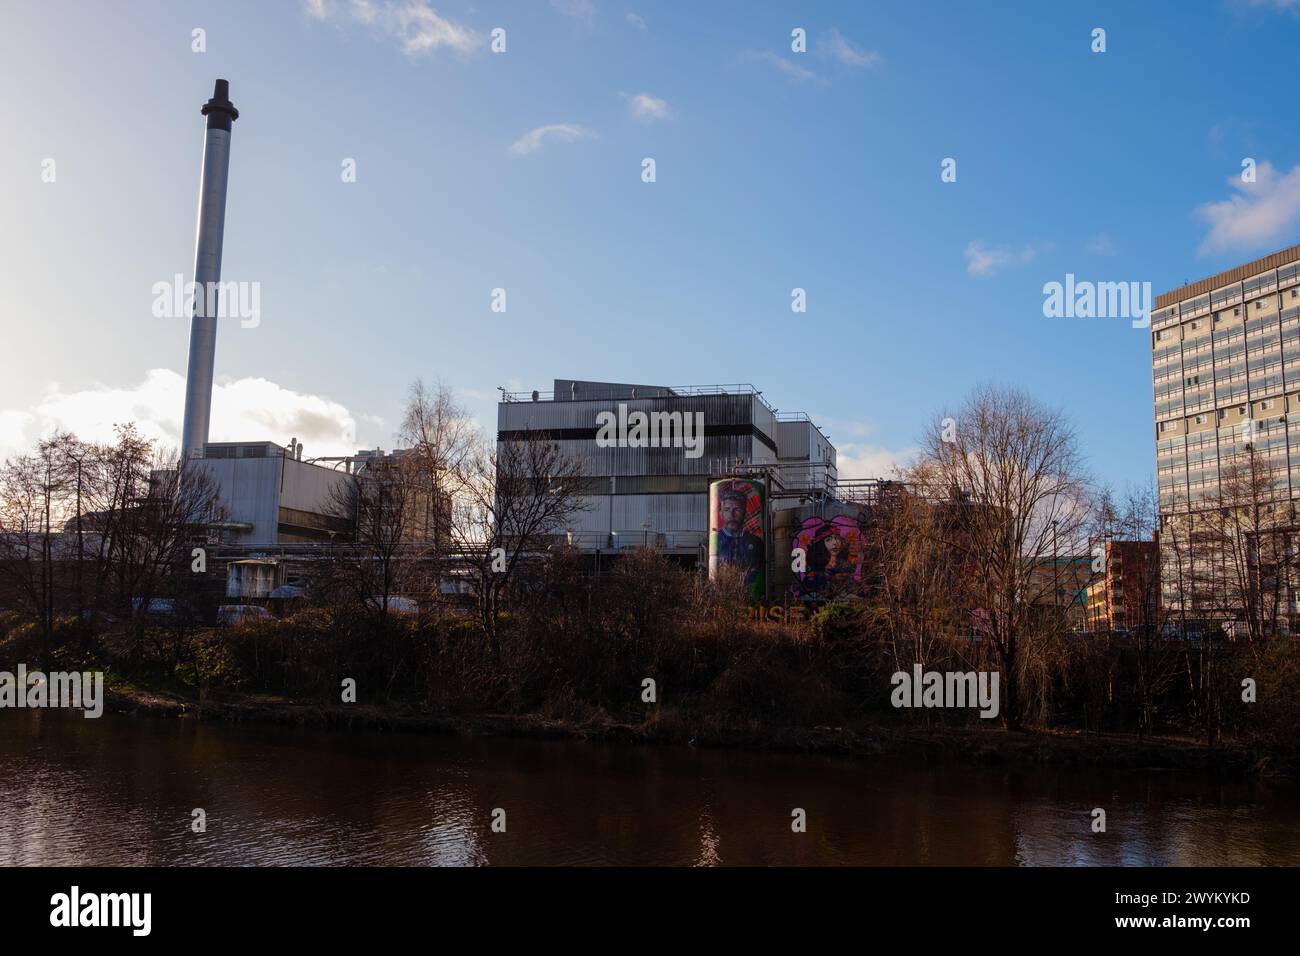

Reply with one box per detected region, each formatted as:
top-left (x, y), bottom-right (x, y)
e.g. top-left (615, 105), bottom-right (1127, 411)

top-left (170, 80), bottom-right (445, 600)
top-left (496, 379), bottom-right (836, 553)
top-left (194, 441), bottom-right (352, 546)
top-left (173, 82), bottom-right (883, 606)
top-left (496, 380), bottom-right (892, 601)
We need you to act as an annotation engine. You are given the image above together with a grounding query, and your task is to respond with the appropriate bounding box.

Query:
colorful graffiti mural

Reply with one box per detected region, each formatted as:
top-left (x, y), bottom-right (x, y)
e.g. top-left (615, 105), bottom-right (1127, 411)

top-left (708, 478), bottom-right (766, 598)
top-left (790, 514), bottom-right (866, 599)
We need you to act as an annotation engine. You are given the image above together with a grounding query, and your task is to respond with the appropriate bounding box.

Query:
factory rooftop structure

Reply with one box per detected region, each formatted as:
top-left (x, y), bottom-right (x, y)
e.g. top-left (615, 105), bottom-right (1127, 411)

top-left (497, 379), bottom-right (838, 556)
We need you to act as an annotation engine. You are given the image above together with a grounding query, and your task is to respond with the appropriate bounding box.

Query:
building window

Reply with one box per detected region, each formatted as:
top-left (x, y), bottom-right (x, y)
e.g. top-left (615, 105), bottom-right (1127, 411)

top-left (1195, 414), bottom-right (1207, 425)
top-left (1235, 306), bottom-right (1242, 316)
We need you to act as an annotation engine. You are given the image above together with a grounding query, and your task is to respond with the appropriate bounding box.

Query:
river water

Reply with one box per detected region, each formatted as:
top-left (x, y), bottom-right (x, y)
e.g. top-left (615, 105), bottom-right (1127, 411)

top-left (1, 712), bottom-right (1297, 866)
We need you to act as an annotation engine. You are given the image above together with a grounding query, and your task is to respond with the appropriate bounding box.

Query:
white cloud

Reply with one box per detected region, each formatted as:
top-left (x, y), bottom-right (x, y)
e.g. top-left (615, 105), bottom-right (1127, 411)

top-left (509, 123), bottom-right (597, 155)
top-left (0, 370), bottom-right (373, 462)
top-left (835, 441), bottom-right (919, 480)
top-left (304, 0), bottom-right (481, 57)
top-left (747, 50), bottom-right (816, 82)
top-left (823, 29), bottom-right (882, 68)
top-left (627, 93), bottom-right (670, 122)
top-left (1196, 160), bottom-right (1300, 255)
top-left (626, 12), bottom-right (647, 30)
top-left (964, 240), bottom-right (1042, 278)
top-left (810, 417), bottom-right (917, 480)
top-left (0, 411), bottom-right (33, 461)
top-left (1086, 233), bottom-right (1117, 256)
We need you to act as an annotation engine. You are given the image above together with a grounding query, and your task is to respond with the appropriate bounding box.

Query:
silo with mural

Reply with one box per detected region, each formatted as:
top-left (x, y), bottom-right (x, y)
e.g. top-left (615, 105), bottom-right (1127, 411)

top-left (708, 477), bottom-right (767, 599)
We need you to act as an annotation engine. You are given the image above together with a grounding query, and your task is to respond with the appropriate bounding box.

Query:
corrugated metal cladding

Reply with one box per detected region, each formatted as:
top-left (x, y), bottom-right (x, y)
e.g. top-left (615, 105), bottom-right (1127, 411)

top-left (775, 420), bottom-right (811, 459)
top-left (499, 393), bottom-right (760, 432)
top-left (539, 438), bottom-right (767, 477)
top-left (497, 382), bottom-right (830, 555)
top-left (568, 493), bottom-right (709, 550)
top-left (610, 494), bottom-right (708, 533)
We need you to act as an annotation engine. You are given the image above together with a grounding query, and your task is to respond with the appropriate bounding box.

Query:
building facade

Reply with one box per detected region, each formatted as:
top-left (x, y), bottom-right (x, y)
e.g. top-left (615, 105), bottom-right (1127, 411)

top-left (1083, 538), bottom-right (1160, 632)
top-left (496, 380), bottom-right (836, 561)
top-left (1152, 244), bottom-right (1300, 620)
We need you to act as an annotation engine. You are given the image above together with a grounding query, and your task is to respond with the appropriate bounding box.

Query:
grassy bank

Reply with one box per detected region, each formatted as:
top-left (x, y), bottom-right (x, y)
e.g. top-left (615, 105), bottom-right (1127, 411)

top-left (97, 677), bottom-right (1284, 777)
top-left (4, 546), bottom-right (1298, 778)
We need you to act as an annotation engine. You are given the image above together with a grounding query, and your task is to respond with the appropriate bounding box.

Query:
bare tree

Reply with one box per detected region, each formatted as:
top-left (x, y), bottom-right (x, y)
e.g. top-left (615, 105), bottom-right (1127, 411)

top-left (1161, 441), bottom-right (1291, 745)
top-left (912, 385), bottom-right (1091, 730)
top-left (397, 377), bottom-right (480, 548)
top-left (869, 464), bottom-right (961, 690)
top-left (451, 433), bottom-right (590, 651)
top-left (397, 379), bottom-right (478, 600)
top-left (0, 439), bottom-right (66, 657)
top-left (0, 424), bottom-right (224, 660)
top-left (1091, 483), bottom-right (1174, 737)
top-left (324, 457), bottom-right (419, 629)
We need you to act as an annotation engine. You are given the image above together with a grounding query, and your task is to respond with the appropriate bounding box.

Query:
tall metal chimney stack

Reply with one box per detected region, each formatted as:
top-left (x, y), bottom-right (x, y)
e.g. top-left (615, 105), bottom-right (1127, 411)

top-left (180, 79), bottom-right (239, 463)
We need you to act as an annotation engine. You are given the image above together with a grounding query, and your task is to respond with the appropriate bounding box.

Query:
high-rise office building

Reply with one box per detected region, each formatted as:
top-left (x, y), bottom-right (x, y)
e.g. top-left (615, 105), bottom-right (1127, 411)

top-left (1153, 243), bottom-right (1300, 616)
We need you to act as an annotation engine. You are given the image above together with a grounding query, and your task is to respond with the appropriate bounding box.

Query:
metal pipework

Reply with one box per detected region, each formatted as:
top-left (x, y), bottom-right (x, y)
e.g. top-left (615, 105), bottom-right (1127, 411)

top-left (179, 79), bottom-right (239, 463)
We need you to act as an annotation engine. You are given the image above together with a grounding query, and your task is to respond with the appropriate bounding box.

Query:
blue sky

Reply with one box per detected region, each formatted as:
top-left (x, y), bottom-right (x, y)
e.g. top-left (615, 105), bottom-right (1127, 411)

top-left (4, 0), bottom-right (1300, 489)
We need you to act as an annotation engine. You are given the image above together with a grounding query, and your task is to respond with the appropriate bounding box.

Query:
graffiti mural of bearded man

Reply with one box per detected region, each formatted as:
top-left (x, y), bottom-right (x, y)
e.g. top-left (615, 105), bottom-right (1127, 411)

top-left (709, 480), bottom-right (765, 595)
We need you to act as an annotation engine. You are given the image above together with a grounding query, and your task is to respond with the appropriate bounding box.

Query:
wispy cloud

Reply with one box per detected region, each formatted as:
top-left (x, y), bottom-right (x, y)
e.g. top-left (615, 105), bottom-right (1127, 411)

top-left (1246, 0), bottom-right (1300, 14)
top-left (964, 240), bottom-right (1043, 277)
top-left (509, 123), bottom-right (598, 155)
top-left (1196, 160), bottom-right (1300, 255)
top-left (304, 0), bottom-right (481, 57)
top-left (1086, 233), bottom-right (1118, 256)
top-left (822, 28), bottom-right (883, 68)
top-left (746, 50), bottom-right (816, 82)
top-left (551, 0), bottom-right (597, 25)
top-left (626, 12), bottom-right (647, 30)
top-left (626, 92), bottom-right (671, 122)
top-left (0, 369), bottom-right (373, 462)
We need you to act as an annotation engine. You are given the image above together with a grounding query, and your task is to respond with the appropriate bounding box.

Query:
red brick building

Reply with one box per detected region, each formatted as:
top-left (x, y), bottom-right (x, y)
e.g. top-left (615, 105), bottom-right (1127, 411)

top-left (1085, 537), bottom-right (1161, 632)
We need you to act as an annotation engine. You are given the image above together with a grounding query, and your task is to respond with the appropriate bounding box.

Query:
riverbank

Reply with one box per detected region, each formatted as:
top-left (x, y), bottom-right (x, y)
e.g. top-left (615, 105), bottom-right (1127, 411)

top-left (103, 683), bottom-right (1291, 777)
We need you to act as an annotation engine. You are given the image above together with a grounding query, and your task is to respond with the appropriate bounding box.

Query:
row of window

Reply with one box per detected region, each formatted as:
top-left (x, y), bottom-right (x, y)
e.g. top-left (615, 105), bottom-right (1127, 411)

top-left (1153, 261), bottom-right (1300, 330)
top-left (1153, 287), bottom-right (1300, 345)
top-left (1160, 398), bottom-right (1283, 430)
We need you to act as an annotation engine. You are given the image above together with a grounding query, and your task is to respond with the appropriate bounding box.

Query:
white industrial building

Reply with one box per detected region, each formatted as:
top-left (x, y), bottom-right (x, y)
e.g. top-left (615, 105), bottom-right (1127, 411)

top-left (194, 441), bottom-right (354, 546)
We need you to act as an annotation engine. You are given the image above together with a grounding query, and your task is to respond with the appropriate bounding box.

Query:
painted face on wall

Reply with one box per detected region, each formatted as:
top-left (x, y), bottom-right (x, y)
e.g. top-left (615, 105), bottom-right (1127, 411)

top-left (720, 493), bottom-right (745, 534)
top-left (824, 532), bottom-right (844, 560)
top-left (791, 515), bottom-right (864, 595)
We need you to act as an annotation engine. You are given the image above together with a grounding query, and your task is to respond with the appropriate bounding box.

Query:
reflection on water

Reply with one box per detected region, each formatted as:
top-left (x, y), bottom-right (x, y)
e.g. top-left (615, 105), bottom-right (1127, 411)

top-left (1, 712), bottom-right (1297, 866)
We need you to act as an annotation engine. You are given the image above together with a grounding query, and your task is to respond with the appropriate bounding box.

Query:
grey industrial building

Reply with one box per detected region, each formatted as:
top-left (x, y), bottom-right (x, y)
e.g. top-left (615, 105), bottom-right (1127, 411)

top-left (496, 379), bottom-right (838, 559)
top-left (169, 81), bottom-right (869, 604)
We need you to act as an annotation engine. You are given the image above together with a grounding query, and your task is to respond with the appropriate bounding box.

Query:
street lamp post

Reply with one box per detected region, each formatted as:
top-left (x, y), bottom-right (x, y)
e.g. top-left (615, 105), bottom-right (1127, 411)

top-left (1051, 519), bottom-right (1060, 623)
